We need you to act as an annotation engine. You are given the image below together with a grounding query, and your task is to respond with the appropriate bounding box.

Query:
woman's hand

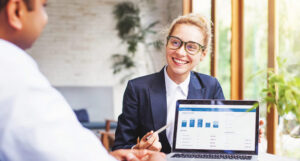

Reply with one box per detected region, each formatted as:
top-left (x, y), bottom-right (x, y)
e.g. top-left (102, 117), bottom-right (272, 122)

top-left (110, 149), bottom-right (166, 161)
top-left (133, 131), bottom-right (162, 152)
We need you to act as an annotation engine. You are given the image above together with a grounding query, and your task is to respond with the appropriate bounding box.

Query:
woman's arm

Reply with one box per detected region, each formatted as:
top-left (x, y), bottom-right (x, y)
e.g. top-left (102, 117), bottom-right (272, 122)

top-left (113, 81), bottom-right (140, 150)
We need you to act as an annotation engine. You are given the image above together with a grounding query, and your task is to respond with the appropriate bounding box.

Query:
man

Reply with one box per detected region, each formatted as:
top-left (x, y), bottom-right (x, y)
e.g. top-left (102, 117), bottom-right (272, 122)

top-left (0, 0), bottom-right (165, 160)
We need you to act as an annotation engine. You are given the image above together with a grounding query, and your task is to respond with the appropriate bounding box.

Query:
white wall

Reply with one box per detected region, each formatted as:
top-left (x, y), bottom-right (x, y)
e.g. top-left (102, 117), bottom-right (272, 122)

top-left (27, 0), bottom-right (182, 120)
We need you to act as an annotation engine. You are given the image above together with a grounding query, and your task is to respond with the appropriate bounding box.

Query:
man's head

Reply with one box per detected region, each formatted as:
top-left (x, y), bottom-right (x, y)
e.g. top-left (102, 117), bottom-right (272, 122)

top-left (0, 0), bottom-right (48, 49)
top-left (0, 0), bottom-right (33, 11)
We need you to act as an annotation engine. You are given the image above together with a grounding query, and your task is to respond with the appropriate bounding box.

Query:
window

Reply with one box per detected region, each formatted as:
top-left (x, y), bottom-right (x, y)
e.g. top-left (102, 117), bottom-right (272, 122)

top-left (192, 0), bottom-right (231, 99)
top-left (277, 0), bottom-right (300, 158)
top-left (191, 0), bottom-right (300, 159)
top-left (192, 0), bottom-right (211, 76)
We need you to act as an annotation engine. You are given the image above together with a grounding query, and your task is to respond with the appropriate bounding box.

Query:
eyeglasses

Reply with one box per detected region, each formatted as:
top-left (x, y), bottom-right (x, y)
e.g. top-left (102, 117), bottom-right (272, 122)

top-left (166, 36), bottom-right (205, 55)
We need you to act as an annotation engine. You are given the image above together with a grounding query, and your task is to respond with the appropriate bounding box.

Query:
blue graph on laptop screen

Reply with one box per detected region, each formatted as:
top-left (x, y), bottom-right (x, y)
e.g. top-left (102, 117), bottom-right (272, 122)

top-left (176, 104), bottom-right (256, 151)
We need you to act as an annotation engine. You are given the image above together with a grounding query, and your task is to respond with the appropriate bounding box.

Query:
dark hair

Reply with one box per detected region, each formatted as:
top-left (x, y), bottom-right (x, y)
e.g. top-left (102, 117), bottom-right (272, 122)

top-left (0, 0), bottom-right (33, 11)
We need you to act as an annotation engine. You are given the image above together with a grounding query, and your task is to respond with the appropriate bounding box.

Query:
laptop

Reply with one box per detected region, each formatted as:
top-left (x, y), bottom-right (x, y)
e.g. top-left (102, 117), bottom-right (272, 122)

top-left (167, 99), bottom-right (259, 161)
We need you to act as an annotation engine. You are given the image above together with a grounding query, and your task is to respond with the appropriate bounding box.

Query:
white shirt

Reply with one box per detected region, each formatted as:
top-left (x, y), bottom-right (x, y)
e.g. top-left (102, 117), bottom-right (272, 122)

top-left (164, 66), bottom-right (190, 147)
top-left (0, 39), bottom-right (116, 161)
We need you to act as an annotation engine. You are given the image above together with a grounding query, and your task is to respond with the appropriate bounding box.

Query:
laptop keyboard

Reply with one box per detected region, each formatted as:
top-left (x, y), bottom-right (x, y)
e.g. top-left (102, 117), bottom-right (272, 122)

top-left (171, 153), bottom-right (252, 160)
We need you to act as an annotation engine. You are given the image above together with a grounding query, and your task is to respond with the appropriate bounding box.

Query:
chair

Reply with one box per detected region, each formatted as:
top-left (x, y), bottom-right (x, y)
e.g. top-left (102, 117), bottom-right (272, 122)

top-left (99, 119), bottom-right (117, 151)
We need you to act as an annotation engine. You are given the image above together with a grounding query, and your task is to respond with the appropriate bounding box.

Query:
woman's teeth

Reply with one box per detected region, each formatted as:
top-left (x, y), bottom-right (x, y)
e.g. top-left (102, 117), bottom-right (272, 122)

top-left (173, 58), bottom-right (188, 64)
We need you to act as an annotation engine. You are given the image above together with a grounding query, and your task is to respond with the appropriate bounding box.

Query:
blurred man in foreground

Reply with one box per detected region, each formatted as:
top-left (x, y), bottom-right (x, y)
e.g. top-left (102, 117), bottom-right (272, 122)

top-left (0, 0), bottom-right (165, 160)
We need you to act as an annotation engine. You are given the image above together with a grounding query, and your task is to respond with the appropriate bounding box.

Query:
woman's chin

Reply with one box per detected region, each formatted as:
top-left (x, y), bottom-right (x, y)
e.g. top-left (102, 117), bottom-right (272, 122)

top-left (170, 68), bottom-right (190, 77)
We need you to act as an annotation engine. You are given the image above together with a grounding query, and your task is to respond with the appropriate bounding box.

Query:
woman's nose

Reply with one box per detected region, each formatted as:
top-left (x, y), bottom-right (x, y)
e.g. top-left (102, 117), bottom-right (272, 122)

top-left (176, 45), bottom-right (187, 57)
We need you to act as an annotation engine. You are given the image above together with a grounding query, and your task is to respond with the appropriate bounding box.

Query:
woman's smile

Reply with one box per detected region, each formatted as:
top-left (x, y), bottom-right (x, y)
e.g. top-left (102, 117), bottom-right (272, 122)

top-left (172, 57), bottom-right (189, 65)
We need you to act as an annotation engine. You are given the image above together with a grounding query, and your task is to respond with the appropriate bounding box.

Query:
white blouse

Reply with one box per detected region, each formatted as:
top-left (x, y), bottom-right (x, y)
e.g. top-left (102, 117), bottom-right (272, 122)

top-left (164, 66), bottom-right (190, 147)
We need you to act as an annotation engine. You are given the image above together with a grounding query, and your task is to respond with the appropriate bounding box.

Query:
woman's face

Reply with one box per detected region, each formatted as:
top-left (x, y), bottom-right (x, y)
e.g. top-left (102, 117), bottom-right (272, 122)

top-left (166, 24), bottom-right (206, 83)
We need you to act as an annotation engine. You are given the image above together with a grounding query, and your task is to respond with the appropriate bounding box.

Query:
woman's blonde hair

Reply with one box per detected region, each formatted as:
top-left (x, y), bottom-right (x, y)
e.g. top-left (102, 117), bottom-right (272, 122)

top-left (167, 13), bottom-right (212, 53)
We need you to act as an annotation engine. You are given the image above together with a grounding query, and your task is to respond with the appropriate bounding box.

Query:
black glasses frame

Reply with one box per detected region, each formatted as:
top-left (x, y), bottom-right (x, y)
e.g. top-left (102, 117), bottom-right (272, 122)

top-left (166, 36), bottom-right (206, 55)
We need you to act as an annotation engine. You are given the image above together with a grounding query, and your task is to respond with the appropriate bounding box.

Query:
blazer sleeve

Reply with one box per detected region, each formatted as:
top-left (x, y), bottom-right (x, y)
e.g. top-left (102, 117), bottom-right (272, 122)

top-left (213, 77), bottom-right (225, 99)
top-left (112, 80), bottom-right (139, 150)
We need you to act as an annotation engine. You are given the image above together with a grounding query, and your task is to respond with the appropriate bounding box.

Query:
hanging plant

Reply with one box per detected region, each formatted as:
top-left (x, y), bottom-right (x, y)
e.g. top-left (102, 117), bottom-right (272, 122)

top-left (111, 1), bottom-right (163, 81)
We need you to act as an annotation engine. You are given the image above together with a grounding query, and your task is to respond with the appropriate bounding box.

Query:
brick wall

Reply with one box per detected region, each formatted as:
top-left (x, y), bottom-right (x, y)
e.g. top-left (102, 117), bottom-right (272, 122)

top-left (27, 0), bottom-right (182, 119)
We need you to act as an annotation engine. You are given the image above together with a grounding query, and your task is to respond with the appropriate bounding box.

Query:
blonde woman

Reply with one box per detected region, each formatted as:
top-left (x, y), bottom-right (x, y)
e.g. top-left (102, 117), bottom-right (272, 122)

top-left (113, 13), bottom-right (224, 153)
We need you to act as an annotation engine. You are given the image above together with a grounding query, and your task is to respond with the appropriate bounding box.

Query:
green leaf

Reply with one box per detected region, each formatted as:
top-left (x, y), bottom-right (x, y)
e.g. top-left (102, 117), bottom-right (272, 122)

top-left (113, 2), bottom-right (139, 20)
top-left (257, 57), bottom-right (300, 122)
top-left (247, 103), bottom-right (259, 112)
top-left (111, 1), bottom-right (161, 80)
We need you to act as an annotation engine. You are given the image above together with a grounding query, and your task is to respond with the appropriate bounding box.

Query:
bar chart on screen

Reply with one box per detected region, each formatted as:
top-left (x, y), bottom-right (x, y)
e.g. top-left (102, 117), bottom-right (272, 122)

top-left (181, 119), bottom-right (219, 128)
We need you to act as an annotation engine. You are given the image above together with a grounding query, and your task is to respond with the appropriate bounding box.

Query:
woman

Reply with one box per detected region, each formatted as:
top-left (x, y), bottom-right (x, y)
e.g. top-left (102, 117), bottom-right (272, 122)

top-left (112, 13), bottom-right (224, 153)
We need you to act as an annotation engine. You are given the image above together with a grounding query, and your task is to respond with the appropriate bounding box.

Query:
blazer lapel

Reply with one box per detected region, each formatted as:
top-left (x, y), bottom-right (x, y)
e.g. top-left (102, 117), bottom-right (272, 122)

top-left (187, 72), bottom-right (206, 99)
top-left (149, 68), bottom-right (167, 131)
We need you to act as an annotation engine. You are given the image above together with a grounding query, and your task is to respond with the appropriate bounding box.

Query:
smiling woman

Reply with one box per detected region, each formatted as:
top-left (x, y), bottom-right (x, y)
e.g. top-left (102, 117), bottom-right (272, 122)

top-left (112, 13), bottom-right (225, 154)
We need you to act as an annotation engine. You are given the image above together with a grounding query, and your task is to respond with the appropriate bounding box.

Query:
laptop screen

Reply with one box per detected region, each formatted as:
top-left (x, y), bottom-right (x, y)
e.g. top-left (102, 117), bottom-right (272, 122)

top-left (173, 100), bottom-right (259, 154)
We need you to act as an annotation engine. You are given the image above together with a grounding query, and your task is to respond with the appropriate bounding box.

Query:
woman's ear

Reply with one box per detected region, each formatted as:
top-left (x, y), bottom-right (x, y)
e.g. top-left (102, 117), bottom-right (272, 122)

top-left (6, 0), bottom-right (23, 30)
top-left (200, 50), bottom-right (207, 61)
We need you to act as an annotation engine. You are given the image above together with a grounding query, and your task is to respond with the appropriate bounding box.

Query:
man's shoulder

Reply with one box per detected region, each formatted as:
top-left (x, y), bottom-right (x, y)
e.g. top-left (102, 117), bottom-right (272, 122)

top-left (0, 39), bottom-right (50, 90)
top-left (0, 39), bottom-right (26, 56)
top-left (0, 39), bottom-right (37, 68)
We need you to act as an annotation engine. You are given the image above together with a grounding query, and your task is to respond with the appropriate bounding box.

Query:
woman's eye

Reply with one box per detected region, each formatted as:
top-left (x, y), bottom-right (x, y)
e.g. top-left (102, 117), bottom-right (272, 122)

top-left (187, 44), bottom-right (197, 51)
top-left (171, 41), bottom-right (181, 46)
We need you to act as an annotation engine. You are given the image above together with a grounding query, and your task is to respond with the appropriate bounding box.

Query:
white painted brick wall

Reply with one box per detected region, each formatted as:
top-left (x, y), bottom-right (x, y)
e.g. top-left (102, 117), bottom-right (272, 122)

top-left (26, 0), bottom-right (182, 119)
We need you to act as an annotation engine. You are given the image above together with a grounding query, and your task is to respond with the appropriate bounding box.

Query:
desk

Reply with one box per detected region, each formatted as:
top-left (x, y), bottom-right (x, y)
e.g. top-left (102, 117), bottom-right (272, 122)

top-left (259, 153), bottom-right (299, 161)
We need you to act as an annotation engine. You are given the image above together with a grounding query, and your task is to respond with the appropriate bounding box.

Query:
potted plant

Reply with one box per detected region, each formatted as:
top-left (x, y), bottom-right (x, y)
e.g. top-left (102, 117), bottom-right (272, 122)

top-left (259, 57), bottom-right (300, 137)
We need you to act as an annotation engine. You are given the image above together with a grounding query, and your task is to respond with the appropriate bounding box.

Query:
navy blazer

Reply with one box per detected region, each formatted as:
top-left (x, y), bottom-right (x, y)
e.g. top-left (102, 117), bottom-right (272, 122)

top-left (112, 68), bottom-right (225, 153)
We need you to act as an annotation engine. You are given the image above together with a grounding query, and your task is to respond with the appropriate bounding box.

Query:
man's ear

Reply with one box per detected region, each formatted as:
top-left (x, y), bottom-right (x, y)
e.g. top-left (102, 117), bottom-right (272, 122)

top-left (6, 0), bottom-right (23, 30)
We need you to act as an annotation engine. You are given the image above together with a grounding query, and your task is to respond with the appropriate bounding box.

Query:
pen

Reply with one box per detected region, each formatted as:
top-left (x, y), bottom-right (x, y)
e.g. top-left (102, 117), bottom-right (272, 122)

top-left (146, 122), bottom-right (172, 140)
